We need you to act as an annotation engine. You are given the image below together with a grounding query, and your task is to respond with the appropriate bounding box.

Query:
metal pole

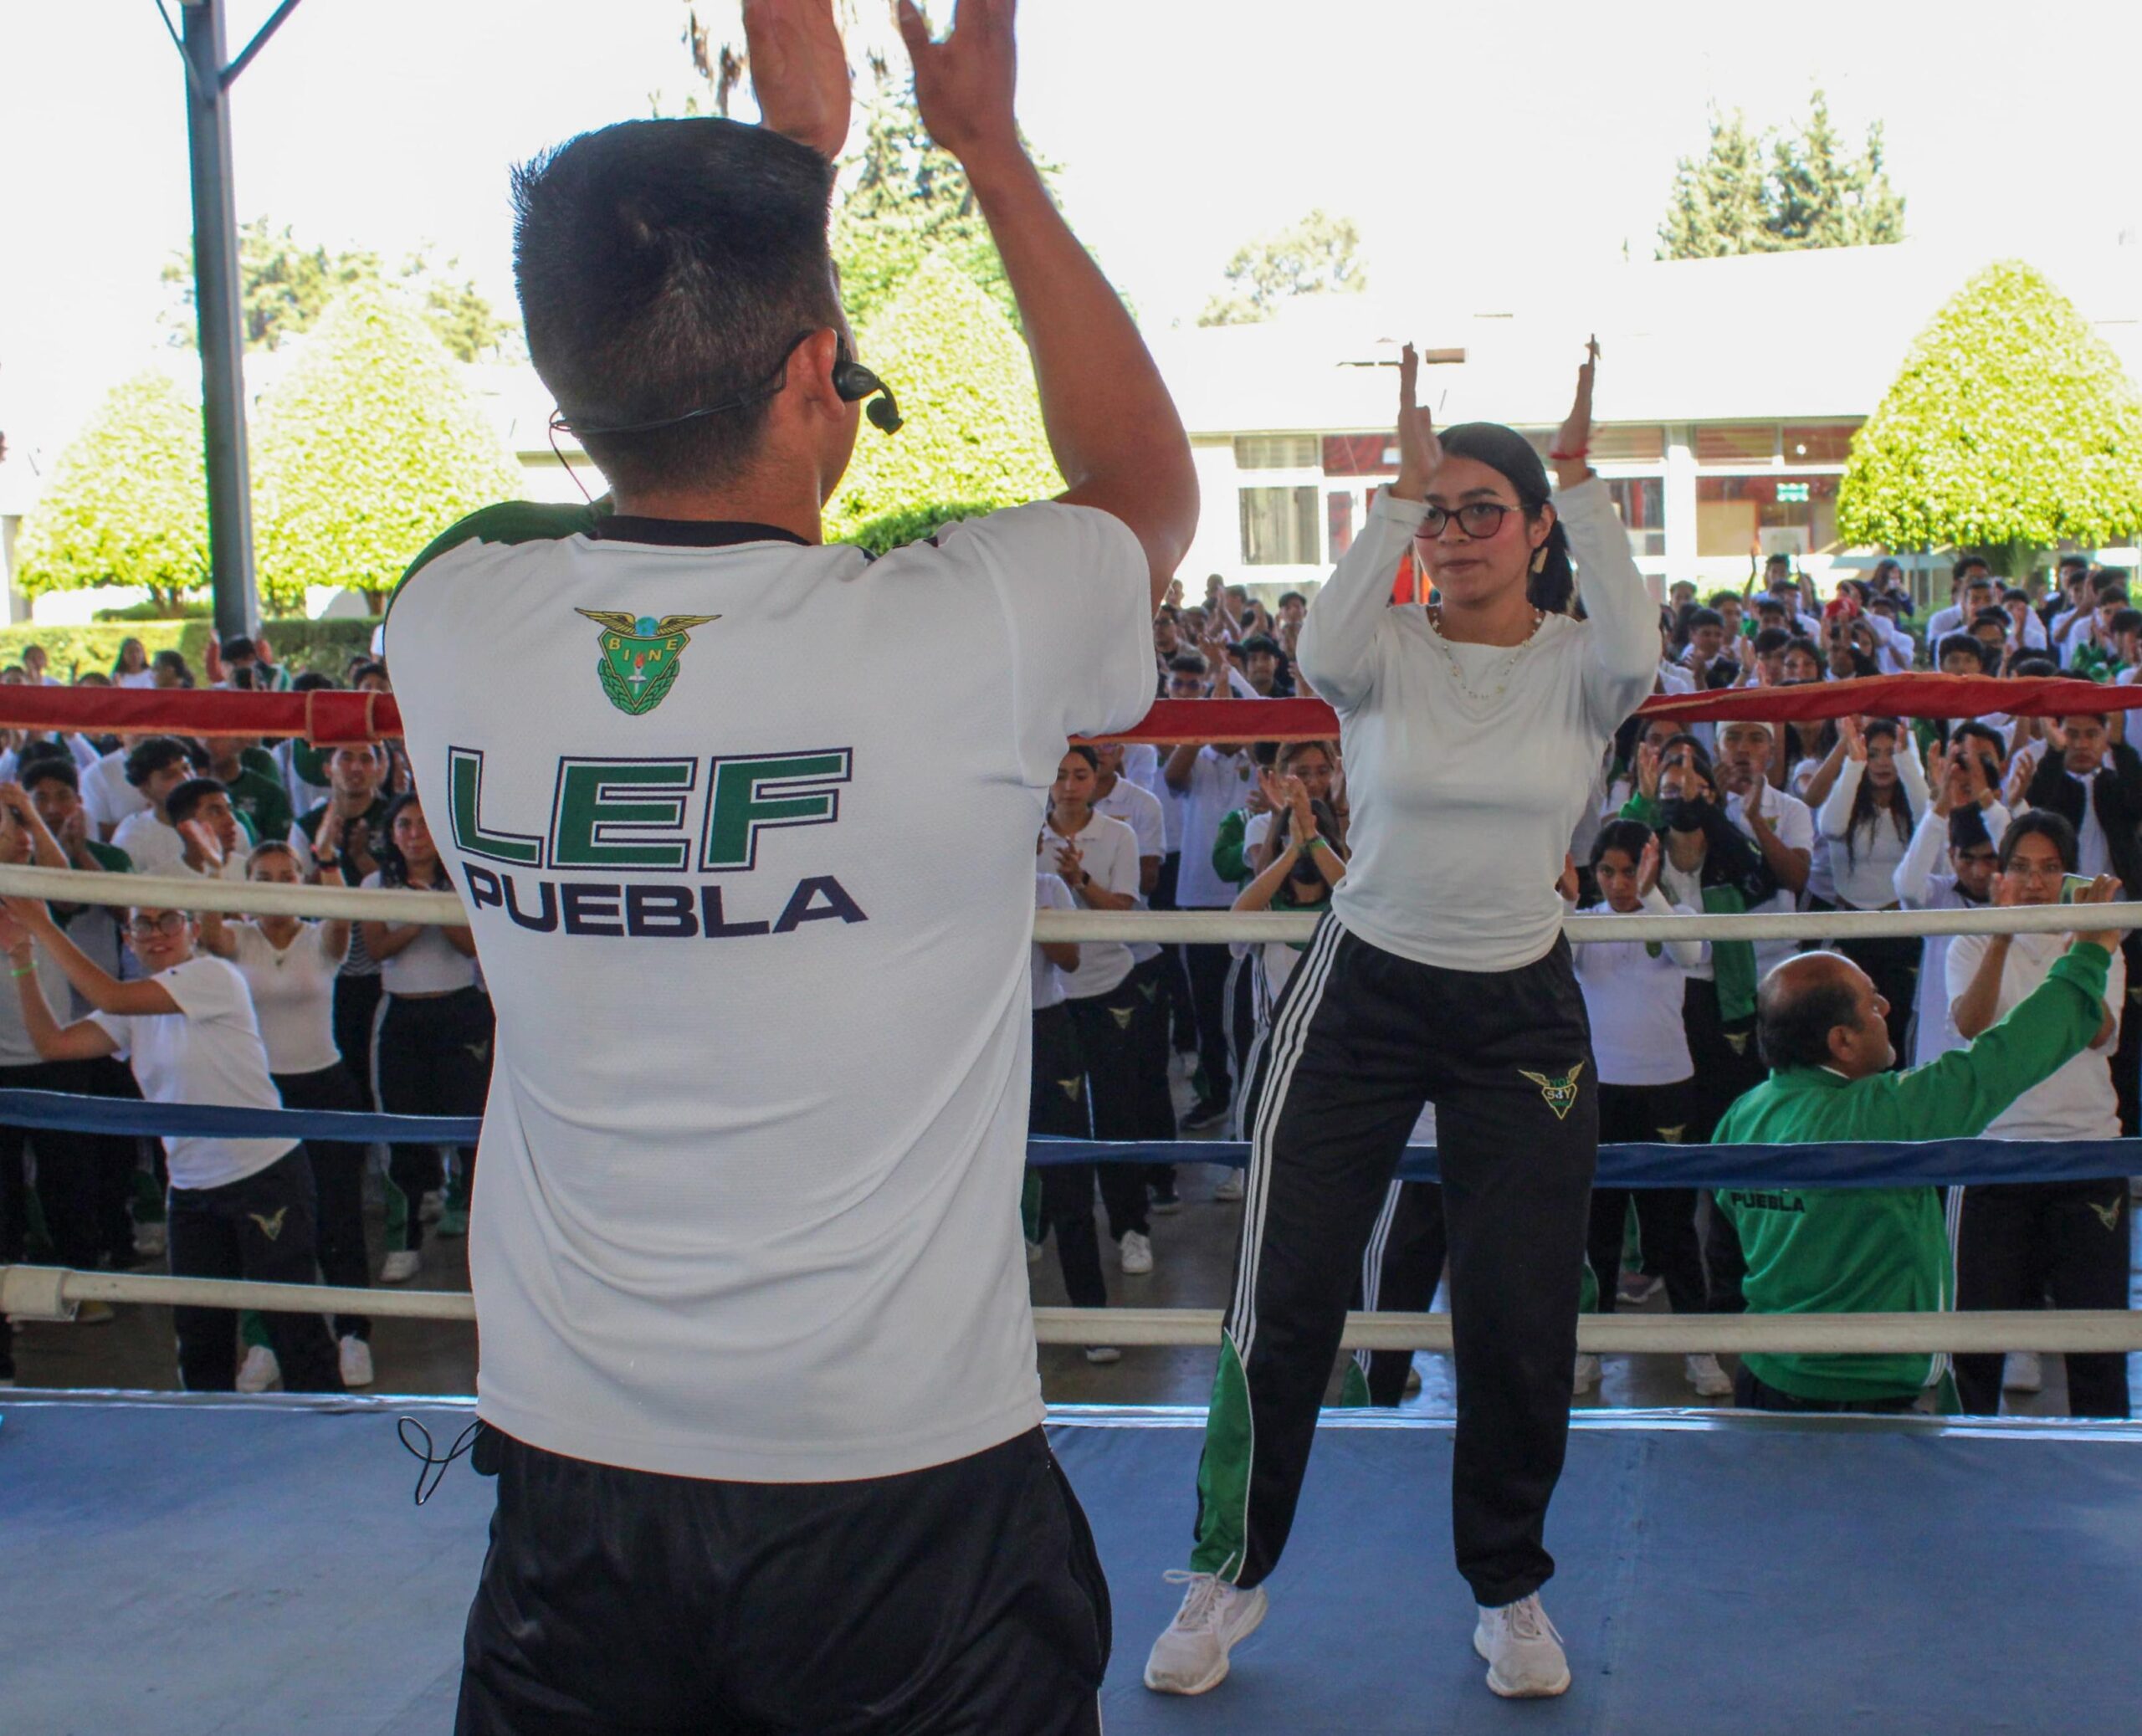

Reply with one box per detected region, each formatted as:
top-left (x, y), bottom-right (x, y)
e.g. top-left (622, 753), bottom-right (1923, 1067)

top-left (181, 0), bottom-right (260, 643)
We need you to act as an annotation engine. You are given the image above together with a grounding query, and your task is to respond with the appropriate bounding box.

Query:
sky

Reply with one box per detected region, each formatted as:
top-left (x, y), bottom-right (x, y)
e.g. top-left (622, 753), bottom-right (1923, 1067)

top-left (3, 0), bottom-right (2139, 453)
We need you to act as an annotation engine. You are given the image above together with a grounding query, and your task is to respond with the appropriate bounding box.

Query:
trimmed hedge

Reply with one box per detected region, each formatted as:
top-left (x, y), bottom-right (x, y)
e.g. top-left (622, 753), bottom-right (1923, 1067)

top-left (0, 619), bottom-right (378, 684)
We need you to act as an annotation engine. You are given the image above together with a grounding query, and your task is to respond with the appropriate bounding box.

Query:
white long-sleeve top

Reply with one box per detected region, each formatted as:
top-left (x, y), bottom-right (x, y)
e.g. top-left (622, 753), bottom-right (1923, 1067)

top-left (1816, 750), bottom-right (1931, 909)
top-left (1893, 801), bottom-right (2011, 1069)
top-left (1571, 893), bottom-right (1707, 1085)
top-left (1296, 476), bottom-right (1656, 972)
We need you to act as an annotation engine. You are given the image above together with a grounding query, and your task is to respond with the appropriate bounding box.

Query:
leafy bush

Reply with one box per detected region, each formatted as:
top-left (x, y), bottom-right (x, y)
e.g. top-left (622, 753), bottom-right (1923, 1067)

top-left (252, 278), bottom-right (522, 612)
top-left (13, 374), bottom-right (208, 609)
top-left (1838, 260), bottom-right (2142, 575)
top-left (0, 620), bottom-right (377, 683)
top-left (840, 500), bottom-right (1003, 556)
top-left (824, 253), bottom-right (1062, 540)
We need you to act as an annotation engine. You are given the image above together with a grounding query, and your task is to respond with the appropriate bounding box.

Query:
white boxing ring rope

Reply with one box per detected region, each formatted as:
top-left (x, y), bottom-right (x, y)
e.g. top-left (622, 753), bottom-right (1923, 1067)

top-left (4, 863), bottom-right (2142, 945)
top-left (5, 859), bottom-right (2140, 1359)
top-left (4, 1265), bottom-right (2140, 1354)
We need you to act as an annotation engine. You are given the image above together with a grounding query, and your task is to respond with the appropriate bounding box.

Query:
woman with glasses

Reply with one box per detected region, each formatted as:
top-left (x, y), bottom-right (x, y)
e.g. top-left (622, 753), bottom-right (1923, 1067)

top-left (1145, 341), bottom-right (1656, 1703)
top-left (0, 896), bottom-right (342, 1393)
top-left (1945, 813), bottom-right (2132, 1418)
top-left (359, 794), bottom-right (489, 1283)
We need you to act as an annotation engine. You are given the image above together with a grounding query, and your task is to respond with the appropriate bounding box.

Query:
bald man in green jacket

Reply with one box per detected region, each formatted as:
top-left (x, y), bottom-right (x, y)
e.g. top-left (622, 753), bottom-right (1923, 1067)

top-left (1714, 878), bottom-right (2124, 1412)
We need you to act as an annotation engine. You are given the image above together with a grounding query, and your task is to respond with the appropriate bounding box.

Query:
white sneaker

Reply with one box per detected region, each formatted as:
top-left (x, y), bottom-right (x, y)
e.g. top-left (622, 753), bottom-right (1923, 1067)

top-left (1143, 1571), bottom-right (1268, 1695)
top-left (1685, 1352), bottom-right (1733, 1397)
top-left (1473, 1593), bottom-right (1571, 1698)
top-left (1084, 1345), bottom-right (1121, 1365)
top-left (235, 1344), bottom-right (279, 1393)
top-left (338, 1335), bottom-right (374, 1389)
top-left (1120, 1231), bottom-right (1154, 1275)
top-left (378, 1250), bottom-right (422, 1283)
top-left (1214, 1168), bottom-right (1246, 1203)
top-left (420, 1191), bottom-right (443, 1223)
top-left (132, 1222), bottom-right (167, 1259)
top-left (1571, 1353), bottom-right (1600, 1396)
top-left (1026, 1238), bottom-right (1045, 1266)
top-left (2003, 1350), bottom-right (2042, 1394)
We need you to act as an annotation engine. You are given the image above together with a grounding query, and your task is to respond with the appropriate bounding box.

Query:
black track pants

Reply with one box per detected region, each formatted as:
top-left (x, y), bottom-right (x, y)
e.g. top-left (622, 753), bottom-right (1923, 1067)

top-left (274, 1061), bottom-right (373, 1341)
top-left (1187, 919), bottom-right (1597, 1606)
top-left (1585, 1081), bottom-right (1707, 1318)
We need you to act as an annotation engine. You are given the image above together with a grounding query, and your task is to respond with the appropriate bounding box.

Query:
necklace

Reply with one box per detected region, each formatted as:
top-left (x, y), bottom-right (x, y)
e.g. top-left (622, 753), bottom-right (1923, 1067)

top-left (1425, 605), bottom-right (1545, 704)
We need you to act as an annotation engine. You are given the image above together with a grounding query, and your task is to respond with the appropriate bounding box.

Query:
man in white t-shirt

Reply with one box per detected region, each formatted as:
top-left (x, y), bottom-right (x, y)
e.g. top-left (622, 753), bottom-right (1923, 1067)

top-left (1165, 712), bottom-right (1258, 1129)
top-left (1, 898), bottom-right (342, 1394)
top-left (81, 737), bottom-right (154, 840)
top-left (1090, 740), bottom-right (1178, 1195)
top-left (1715, 719), bottom-right (1814, 981)
top-left (382, 6), bottom-right (1195, 1729)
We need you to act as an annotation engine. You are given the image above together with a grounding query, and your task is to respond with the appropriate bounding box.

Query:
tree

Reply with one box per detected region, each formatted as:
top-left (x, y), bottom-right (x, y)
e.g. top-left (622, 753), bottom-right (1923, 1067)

top-left (162, 218), bottom-right (514, 361)
top-left (13, 373), bottom-right (208, 612)
top-left (1198, 209), bottom-right (1367, 327)
top-left (1837, 260), bottom-right (2142, 577)
top-left (250, 279), bottom-right (524, 612)
top-left (1657, 92), bottom-right (1905, 260)
top-left (824, 253), bottom-right (1061, 541)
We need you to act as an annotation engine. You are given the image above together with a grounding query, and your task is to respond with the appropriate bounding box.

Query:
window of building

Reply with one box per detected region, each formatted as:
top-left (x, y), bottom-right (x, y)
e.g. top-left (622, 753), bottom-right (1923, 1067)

top-left (1782, 423), bottom-right (1859, 464)
top-left (1520, 425), bottom-right (1666, 465)
top-left (1321, 433), bottom-right (1399, 476)
top-left (1240, 486), bottom-right (1320, 565)
top-left (1607, 477), bottom-right (1666, 560)
top-left (1695, 475), bottom-right (1840, 558)
top-left (1327, 491), bottom-right (1355, 560)
top-left (1695, 424), bottom-right (1778, 465)
top-left (1234, 434), bottom-right (1320, 471)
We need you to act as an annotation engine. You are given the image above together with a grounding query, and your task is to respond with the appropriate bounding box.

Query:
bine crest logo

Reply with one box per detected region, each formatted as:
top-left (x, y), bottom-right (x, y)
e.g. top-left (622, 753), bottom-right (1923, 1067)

top-left (1519, 1060), bottom-right (1586, 1121)
top-left (576, 612), bottom-right (720, 716)
top-left (248, 1207), bottom-right (289, 1242)
top-left (1058, 1078), bottom-right (1084, 1103)
top-left (2091, 1199), bottom-right (2122, 1232)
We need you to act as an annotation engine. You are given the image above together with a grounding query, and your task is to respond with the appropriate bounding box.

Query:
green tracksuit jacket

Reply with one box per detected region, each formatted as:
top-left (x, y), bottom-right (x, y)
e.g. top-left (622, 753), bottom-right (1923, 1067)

top-left (1714, 943), bottom-right (2112, 1402)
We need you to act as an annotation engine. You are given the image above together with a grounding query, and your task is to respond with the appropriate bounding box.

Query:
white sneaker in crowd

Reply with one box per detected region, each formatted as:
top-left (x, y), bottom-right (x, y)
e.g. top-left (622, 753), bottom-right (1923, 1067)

top-left (1571, 1353), bottom-right (1600, 1396)
top-left (2003, 1350), bottom-right (2042, 1394)
top-left (1474, 1593), bottom-right (1571, 1698)
top-left (1684, 1353), bottom-right (1733, 1397)
top-left (1026, 1238), bottom-right (1045, 1266)
top-left (379, 1250), bottom-right (422, 1283)
top-left (132, 1222), bottom-right (167, 1260)
top-left (1084, 1345), bottom-right (1121, 1365)
top-left (1143, 1571), bottom-right (1268, 1695)
top-left (236, 1344), bottom-right (280, 1393)
top-left (419, 1191), bottom-right (443, 1223)
top-left (1213, 1167), bottom-right (1245, 1203)
top-left (1119, 1231), bottom-right (1154, 1275)
top-left (338, 1335), bottom-right (375, 1389)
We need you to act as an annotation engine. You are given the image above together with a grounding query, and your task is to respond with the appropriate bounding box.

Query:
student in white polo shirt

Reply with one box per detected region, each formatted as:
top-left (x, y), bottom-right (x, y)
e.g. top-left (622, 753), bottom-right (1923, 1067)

top-left (381, 6), bottom-right (1196, 1728)
top-left (1090, 739), bottom-right (1178, 1206)
top-left (0, 894), bottom-right (342, 1394)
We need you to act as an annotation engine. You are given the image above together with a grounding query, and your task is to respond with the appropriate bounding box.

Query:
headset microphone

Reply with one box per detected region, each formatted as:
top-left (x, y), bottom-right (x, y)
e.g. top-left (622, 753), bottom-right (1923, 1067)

top-left (833, 346), bottom-right (903, 435)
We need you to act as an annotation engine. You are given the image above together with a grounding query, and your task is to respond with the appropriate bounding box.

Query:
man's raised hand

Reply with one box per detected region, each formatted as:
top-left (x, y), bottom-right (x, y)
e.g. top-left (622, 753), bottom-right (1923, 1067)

top-left (741, 0), bottom-right (852, 158)
top-left (897, 0), bottom-right (1019, 164)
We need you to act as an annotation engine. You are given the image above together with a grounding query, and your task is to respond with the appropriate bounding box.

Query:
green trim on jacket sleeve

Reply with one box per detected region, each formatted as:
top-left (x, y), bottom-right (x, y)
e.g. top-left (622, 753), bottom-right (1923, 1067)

top-left (1619, 791), bottom-right (1663, 827)
top-left (1212, 808), bottom-right (1250, 885)
top-left (387, 498), bottom-right (612, 622)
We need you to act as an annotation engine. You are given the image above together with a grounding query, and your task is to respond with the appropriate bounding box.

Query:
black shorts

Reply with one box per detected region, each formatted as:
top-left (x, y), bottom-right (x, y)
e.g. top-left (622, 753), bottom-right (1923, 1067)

top-left (455, 1425), bottom-right (1110, 1735)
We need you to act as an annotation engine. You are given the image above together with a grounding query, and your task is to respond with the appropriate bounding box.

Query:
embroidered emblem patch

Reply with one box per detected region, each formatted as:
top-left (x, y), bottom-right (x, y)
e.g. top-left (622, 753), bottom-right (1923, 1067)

top-left (576, 611), bottom-right (720, 715)
top-left (1519, 1060), bottom-right (1586, 1121)
top-left (2091, 1199), bottom-right (2122, 1232)
top-left (248, 1207), bottom-right (289, 1242)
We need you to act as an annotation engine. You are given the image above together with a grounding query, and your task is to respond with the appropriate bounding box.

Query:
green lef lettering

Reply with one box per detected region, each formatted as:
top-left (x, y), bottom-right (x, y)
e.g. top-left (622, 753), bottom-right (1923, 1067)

top-left (702, 750), bottom-right (853, 872)
top-left (448, 749), bottom-right (542, 868)
top-left (551, 759), bottom-right (697, 871)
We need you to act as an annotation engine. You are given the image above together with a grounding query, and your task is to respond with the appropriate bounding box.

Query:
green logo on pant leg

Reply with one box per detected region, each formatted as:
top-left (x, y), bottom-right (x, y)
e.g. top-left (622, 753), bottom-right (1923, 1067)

top-left (1519, 1059), bottom-right (1586, 1120)
top-left (1190, 1334), bottom-right (1254, 1580)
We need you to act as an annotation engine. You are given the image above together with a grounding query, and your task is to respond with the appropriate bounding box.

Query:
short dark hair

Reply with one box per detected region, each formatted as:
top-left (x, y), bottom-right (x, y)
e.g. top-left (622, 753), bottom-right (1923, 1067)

top-left (1756, 965), bottom-right (1863, 1071)
top-left (1166, 653), bottom-right (1209, 678)
top-left (1061, 745), bottom-right (1099, 771)
top-left (2111, 609), bottom-right (2142, 638)
top-left (2011, 654), bottom-right (2060, 679)
top-left (1276, 591), bottom-right (1307, 609)
top-left (2096, 581), bottom-right (2131, 606)
top-left (1755, 597), bottom-right (1787, 617)
top-left (2001, 587), bottom-right (2031, 605)
top-left (219, 636), bottom-right (259, 663)
top-left (1751, 627), bottom-right (1791, 655)
top-left (2000, 809), bottom-right (2078, 874)
top-left (165, 777), bottom-right (228, 828)
top-left (1962, 574), bottom-right (1996, 595)
top-left (123, 736), bottom-right (195, 789)
top-left (1782, 634), bottom-right (1822, 667)
top-left (1937, 632), bottom-right (1989, 668)
top-left (513, 119), bottom-right (841, 495)
top-left (1952, 556), bottom-right (1991, 583)
top-left (1239, 633), bottom-right (1281, 658)
top-left (18, 751), bottom-right (78, 793)
top-left (1705, 590), bottom-right (1742, 611)
top-left (1951, 721), bottom-right (2006, 763)
top-left (1688, 607), bottom-right (1724, 632)
top-left (291, 670), bottom-right (336, 694)
top-left (2060, 554), bottom-right (2091, 573)
top-left (1970, 606), bottom-right (2011, 631)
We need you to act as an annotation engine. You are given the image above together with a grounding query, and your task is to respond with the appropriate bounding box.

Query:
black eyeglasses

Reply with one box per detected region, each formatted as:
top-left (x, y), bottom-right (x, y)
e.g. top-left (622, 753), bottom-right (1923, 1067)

top-left (1417, 502), bottom-right (1514, 539)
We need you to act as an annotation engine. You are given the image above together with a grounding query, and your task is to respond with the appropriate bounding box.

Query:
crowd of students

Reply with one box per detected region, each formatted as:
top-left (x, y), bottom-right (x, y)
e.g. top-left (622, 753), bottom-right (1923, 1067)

top-left (1031, 553), bottom-right (2139, 1412)
top-left (2, 547), bottom-right (2137, 1416)
top-left (0, 637), bottom-right (484, 1395)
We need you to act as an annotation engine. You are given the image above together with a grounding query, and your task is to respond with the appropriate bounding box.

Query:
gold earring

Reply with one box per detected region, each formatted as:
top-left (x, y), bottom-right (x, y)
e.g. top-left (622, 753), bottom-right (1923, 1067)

top-left (1530, 546), bottom-right (1548, 575)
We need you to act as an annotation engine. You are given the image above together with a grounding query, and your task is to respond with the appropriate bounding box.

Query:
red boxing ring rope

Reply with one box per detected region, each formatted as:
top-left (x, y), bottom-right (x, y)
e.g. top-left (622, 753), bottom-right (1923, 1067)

top-left (0, 673), bottom-right (2134, 747)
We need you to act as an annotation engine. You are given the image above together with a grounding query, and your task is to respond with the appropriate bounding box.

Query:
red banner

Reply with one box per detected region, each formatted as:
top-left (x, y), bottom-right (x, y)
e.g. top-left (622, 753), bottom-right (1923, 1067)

top-left (0, 673), bottom-right (2130, 749)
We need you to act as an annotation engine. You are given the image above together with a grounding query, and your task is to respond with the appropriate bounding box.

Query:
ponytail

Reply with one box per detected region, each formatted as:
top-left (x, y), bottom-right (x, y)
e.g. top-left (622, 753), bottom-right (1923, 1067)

top-left (1530, 519), bottom-right (1575, 615)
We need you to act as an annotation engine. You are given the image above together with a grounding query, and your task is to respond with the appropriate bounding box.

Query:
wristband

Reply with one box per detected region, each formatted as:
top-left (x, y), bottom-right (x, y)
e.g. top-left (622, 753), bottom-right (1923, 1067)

top-left (1303, 834), bottom-right (1325, 852)
top-left (10, 963), bottom-right (34, 979)
top-left (1547, 445), bottom-right (1588, 462)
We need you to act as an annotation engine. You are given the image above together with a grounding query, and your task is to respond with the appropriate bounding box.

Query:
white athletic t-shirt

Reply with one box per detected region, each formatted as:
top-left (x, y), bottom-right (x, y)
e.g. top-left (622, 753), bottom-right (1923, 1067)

top-left (1943, 932), bottom-right (2125, 1141)
top-left (90, 955), bottom-right (297, 1191)
top-left (224, 921), bottom-right (345, 1075)
top-left (386, 499), bottom-right (1152, 1481)
top-left (1092, 774), bottom-right (1164, 965)
top-left (81, 752), bottom-right (149, 835)
top-left (1174, 747), bottom-right (1258, 909)
top-left (1032, 872), bottom-right (1074, 1012)
top-left (1036, 812), bottom-right (1140, 999)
